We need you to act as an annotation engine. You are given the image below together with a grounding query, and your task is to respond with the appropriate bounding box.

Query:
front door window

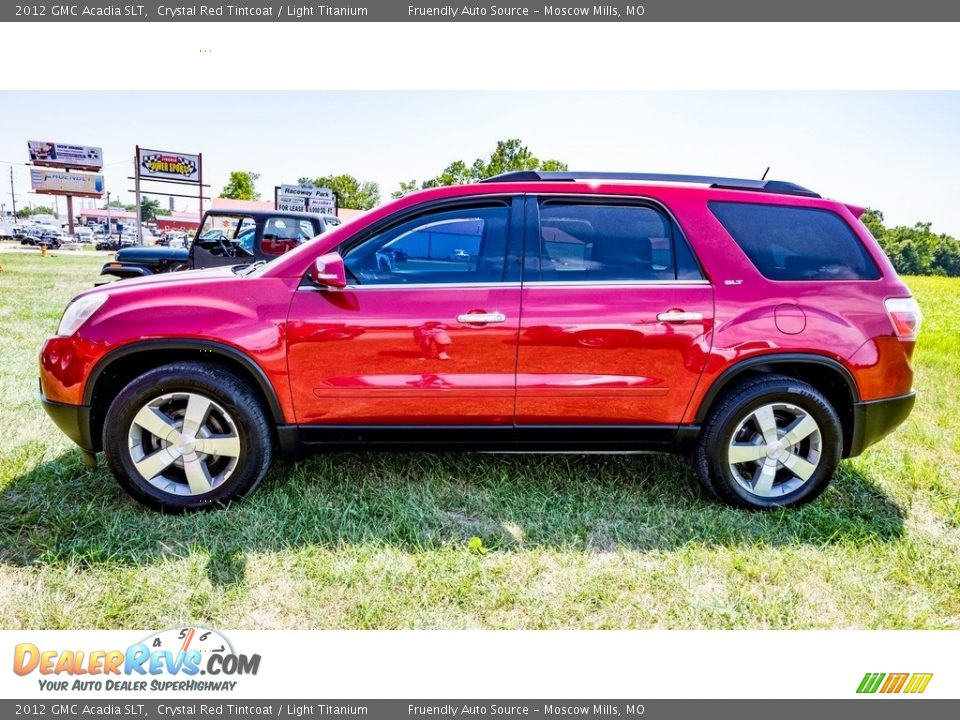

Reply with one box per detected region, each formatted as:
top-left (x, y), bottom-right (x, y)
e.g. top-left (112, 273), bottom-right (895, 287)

top-left (286, 200), bottom-right (523, 425)
top-left (344, 206), bottom-right (511, 285)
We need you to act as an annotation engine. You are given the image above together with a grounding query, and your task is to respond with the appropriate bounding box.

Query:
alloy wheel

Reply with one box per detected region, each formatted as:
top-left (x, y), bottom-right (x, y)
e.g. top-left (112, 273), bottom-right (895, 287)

top-left (727, 401), bottom-right (822, 498)
top-left (127, 392), bottom-right (241, 496)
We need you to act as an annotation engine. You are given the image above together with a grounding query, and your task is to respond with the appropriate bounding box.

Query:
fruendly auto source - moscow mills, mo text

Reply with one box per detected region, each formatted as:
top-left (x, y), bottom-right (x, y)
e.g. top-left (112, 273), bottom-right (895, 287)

top-left (407, 5), bottom-right (643, 17)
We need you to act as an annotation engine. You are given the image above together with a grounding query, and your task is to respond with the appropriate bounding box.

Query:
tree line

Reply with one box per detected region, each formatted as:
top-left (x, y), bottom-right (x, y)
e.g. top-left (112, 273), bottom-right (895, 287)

top-left (861, 208), bottom-right (960, 277)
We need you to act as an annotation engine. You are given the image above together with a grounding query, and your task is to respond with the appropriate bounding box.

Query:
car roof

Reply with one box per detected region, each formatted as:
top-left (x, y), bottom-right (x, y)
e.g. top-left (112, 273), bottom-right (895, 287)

top-left (478, 171), bottom-right (820, 198)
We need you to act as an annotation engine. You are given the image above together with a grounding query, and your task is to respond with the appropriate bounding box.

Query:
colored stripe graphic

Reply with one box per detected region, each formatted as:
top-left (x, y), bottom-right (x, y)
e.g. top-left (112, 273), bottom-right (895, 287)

top-left (857, 673), bottom-right (885, 693)
top-left (880, 673), bottom-right (909, 693)
top-left (904, 673), bottom-right (933, 694)
top-left (857, 672), bottom-right (932, 694)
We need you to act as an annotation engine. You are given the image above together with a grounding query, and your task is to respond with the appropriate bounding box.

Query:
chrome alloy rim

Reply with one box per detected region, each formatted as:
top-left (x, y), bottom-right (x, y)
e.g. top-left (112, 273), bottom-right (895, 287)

top-left (127, 392), bottom-right (241, 497)
top-left (727, 402), bottom-right (822, 498)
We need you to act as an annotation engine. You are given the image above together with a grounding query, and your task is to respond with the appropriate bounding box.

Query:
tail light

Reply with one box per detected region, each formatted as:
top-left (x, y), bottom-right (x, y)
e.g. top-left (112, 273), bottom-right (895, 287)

top-left (884, 297), bottom-right (922, 339)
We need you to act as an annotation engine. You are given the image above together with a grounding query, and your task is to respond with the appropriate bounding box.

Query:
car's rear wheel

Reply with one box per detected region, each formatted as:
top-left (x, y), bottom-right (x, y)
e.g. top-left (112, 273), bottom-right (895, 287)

top-left (103, 362), bottom-right (273, 512)
top-left (694, 374), bottom-right (842, 509)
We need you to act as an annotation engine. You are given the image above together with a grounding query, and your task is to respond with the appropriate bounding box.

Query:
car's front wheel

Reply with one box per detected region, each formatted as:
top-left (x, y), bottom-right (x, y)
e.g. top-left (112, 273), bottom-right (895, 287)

top-left (103, 362), bottom-right (273, 512)
top-left (694, 374), bottom-right (843, 509)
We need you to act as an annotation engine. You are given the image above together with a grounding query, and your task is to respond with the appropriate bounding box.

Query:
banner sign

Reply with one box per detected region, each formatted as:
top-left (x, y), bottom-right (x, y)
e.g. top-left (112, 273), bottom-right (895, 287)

top-left (277, 184), bottom-right (335, 214)
top-left (138, 148), bottom-right (201, 182)
top-left (28, 141), bottom-right (102, 171)
top-left (30, 169), bottom-right (104, 197)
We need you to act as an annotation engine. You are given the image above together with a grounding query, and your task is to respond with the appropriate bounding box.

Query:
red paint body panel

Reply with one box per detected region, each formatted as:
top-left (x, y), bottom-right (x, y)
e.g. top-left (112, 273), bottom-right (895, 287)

top-left (286, 286), bottom-right (521, 424)
top-left (39, 179), bottom-right (917, 450)
top-left (515, 284), bottom-right (714, 424)
top-left (41, 268), bottom-right (301, 422)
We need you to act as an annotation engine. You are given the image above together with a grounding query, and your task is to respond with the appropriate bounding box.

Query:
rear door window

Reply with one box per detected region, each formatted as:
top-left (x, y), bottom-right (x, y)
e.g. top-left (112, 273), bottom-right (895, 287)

top-left (709, 202), bottom-right (880, 280)
top-left (532, 201), bottom-right (702, 282)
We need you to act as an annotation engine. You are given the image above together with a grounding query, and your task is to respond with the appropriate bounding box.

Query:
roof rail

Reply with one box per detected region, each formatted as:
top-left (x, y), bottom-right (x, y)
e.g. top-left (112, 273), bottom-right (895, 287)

top-left (478, 171), bottom-right (821, 198)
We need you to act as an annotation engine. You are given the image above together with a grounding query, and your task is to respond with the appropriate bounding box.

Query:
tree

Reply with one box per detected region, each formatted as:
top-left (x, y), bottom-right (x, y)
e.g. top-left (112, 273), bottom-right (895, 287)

top-left (305, 174), bottom-right (380, 210)
top-left (421, 160), bottom-right (474, 189)
top-left (860, 208), bottom-right (885, 240)
top-left (932, 235), bottom-right (960, 277)
top-left (865, 208), bottom-right (960, 277)
top-left (219, 170), bottom-right (261, 201)
top-left (139, 197), bottom-right (161, 222)
top-left (103, 199), bottom-right (136, 212)
top-left (16, 205), bottom-right (53, 218)
top-left (396, 138), bottom-right (568, 196)
top-left (391, 179), bottom-right (420, 199)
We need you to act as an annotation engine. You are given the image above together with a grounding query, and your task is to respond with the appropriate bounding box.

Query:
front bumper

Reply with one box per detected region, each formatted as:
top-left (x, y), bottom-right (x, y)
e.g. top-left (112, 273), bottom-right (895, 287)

top-left (847, 391), bottom-right (916, 458)
top-left (40, 392), bottom-right (96, 453)
top-left (100, 262), bottom-right (152, 278)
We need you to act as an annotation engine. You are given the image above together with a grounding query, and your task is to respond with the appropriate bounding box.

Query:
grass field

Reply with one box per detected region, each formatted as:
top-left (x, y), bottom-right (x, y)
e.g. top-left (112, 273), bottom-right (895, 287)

top-left (0, 248), bottom-right (958, 629)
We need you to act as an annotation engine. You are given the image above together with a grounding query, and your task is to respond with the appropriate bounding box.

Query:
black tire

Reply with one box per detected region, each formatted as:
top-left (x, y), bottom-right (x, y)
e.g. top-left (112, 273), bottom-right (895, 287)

top-left (694, 374), bottom-right (842, 509)
top-left (103, 362), bottom-right (274, 512)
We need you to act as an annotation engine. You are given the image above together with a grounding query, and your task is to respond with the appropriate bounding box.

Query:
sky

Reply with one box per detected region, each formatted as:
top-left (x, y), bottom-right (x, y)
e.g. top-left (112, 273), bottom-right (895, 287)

top-left (1, 91), bottom-right (958, 235)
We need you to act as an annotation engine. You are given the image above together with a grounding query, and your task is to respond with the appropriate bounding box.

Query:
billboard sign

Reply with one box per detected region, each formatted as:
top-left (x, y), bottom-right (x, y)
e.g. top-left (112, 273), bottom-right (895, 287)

top-left (28, 141), bottom-right (103, 171)
top-left (138, 148), bottom-right (200, 182)
top-left (30, 169), bottom-right (104, 198)
top-left (277, 184), bottom-right (335, 214)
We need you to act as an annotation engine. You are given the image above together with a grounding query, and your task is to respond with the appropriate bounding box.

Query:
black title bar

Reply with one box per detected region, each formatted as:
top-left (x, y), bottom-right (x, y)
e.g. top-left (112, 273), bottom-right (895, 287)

top-left (5, 0), bottom-right (960, 22)
top-left (2, 700), bottom-right (959, 719)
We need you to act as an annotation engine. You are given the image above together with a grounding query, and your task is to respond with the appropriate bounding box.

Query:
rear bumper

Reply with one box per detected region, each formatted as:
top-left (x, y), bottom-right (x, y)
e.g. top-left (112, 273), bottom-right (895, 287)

top-left (847, 391), bottom-right (916, 458)
top-left (41, 393), bottom-right (96, 452)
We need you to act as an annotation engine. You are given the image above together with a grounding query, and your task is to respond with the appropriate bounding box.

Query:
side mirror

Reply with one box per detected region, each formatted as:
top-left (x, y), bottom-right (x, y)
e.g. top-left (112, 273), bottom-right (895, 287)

top-left (309, 252), bottom-right (347, 288)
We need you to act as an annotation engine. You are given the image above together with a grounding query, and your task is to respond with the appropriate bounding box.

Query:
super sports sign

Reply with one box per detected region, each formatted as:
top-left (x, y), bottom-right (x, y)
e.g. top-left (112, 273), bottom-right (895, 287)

top-left (138, 148), bottom-right (200, 183)
top-left (12, 627), bottom-right (260, 692)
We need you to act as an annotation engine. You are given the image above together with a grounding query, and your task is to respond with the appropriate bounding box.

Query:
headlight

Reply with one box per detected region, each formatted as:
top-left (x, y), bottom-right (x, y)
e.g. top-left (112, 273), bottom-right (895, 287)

top-left (57, 294), bottom-right (108, 336)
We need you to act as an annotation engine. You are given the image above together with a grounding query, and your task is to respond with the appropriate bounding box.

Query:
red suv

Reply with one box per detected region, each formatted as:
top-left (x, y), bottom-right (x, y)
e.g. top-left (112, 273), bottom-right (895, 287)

top-left (39, 172), bottom-right (921, 511)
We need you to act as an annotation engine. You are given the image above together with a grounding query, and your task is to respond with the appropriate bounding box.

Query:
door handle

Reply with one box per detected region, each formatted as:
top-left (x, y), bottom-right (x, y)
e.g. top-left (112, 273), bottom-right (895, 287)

top-left (457, 312), bottom-right (507, 324)
top-left (657, 310), bottom-right (703, 323)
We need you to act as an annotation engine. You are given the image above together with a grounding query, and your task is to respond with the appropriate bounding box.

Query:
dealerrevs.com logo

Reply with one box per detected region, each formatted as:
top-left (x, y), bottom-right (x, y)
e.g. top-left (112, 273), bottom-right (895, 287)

top-left (13, 627), bottom-right (261, 692)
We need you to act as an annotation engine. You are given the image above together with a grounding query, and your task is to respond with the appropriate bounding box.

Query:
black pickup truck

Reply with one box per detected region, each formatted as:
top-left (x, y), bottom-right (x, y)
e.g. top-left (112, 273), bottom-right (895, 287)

top-left (100, 209), bottom-right (341, 281)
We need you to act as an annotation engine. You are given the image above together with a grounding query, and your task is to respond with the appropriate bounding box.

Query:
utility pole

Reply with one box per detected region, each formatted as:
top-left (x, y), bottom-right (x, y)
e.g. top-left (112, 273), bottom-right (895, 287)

top-left (66, 196), bottom-right (75, 235)
top-left (134, 147), bottom-right (143, 244)
top-left (9, 166), bottom-right (16, 218)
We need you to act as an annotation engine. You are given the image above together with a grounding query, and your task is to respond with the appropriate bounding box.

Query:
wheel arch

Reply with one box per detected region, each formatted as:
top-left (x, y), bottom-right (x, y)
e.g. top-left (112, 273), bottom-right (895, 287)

top-left (84, 340), bottom-right (285, 452)
top-left (694, 353), bottom-right (860, 457)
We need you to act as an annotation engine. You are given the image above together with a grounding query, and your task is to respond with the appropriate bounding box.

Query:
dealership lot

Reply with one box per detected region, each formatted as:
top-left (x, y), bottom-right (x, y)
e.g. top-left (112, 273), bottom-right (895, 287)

top-left (0, 252), bottom-right (958, 629)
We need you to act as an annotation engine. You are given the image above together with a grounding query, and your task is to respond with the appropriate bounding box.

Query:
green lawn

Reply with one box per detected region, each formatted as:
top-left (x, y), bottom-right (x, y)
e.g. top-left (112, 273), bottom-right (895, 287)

top-left (0, 248), bottom-right (958, 629)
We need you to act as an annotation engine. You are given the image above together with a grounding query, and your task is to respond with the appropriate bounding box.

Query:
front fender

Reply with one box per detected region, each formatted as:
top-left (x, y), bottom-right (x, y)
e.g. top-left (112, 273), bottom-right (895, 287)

top-left (100, 263), bottom-right (155, 279)
top-left (58, 275), bottom-right (299, 422)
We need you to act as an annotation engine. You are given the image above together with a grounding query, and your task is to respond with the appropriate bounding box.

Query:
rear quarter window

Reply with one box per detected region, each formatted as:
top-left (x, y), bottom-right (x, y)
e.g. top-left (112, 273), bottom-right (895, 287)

top-left (709, 201), bottom-right (880, 281)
